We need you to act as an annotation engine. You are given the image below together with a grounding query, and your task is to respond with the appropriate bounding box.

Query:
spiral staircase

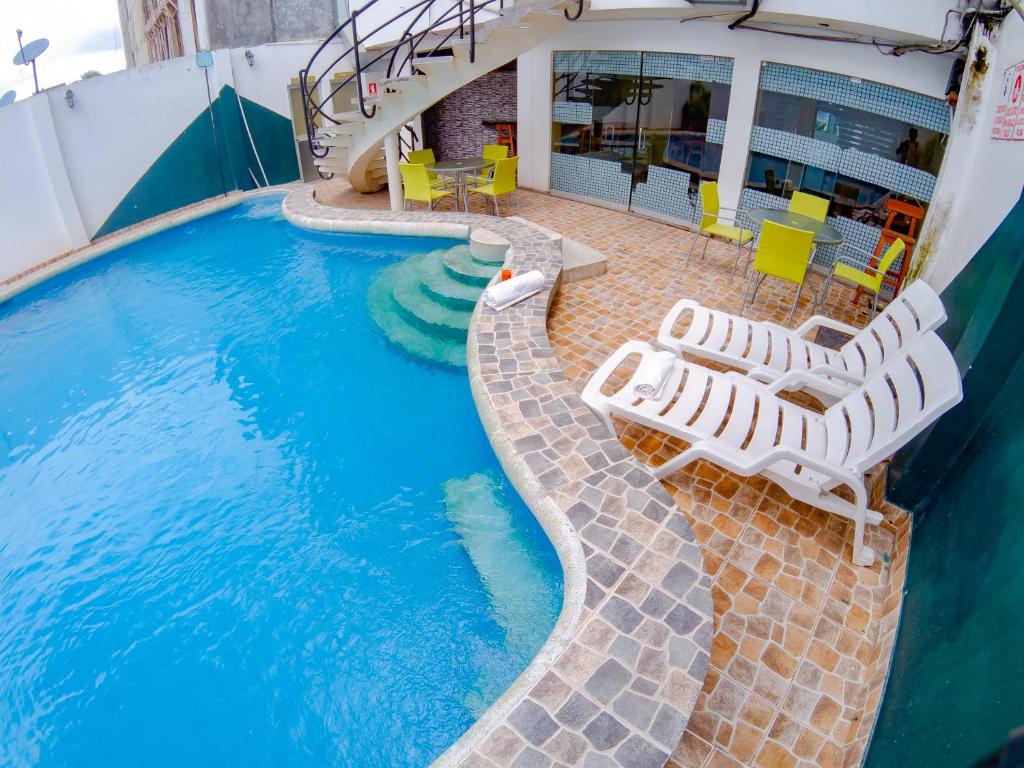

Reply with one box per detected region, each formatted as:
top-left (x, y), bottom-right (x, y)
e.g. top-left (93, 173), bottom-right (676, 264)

top-left (300, 0), bottom-right (587, 192)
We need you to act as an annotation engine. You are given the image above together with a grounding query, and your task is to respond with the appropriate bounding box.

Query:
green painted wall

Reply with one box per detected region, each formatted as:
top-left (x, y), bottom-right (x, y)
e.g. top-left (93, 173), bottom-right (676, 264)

top-left (867, 189), bottom-right (1024, 766)
top-left (95, 86), bottom-right (298, 239)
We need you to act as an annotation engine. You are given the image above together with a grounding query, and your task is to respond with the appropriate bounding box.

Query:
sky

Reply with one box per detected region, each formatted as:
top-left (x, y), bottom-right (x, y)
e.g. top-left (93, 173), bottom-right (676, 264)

top-left (0, 0), bottom-right (125, 99)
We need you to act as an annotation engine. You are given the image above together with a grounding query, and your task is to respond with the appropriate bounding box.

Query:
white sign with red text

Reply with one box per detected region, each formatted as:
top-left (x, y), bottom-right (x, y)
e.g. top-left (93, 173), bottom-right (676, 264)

top-left (992, 60), bottom-right (1024, 141)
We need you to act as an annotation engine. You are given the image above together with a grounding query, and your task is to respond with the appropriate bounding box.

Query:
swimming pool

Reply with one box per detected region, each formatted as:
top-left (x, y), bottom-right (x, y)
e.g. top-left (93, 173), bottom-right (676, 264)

top-left (0, 194), bottom-right (563, 767)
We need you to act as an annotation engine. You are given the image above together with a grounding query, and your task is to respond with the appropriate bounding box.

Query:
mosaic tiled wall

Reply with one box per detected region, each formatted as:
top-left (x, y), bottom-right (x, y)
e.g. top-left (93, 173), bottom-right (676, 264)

top-left (553, 50), bottom-right (641, 77)
top-left (706, 118), bottom-right (726, 145)
top-left (630, 167), bottom-right (698, 224)
top-left (422, 68), bottom-right (516, 161)
top-left (640, 52), bottom-right (733, 85)
top-left (750, 126), bottom-right (938, 201)
top-left (553, 101), bottom-right (593, 126)
top-left (761, 62), bottom-right (950, 134)
top-left (550, 152), bottom-right (632, 207)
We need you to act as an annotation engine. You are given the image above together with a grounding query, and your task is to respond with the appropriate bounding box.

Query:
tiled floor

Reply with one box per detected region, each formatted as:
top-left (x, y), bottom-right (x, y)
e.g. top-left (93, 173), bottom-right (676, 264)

top-left (315, 180), bottom-right (911, 768)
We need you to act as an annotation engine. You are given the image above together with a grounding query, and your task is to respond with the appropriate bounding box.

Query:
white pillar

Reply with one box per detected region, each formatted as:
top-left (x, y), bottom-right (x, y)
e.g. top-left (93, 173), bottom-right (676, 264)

top-left (384, 129), bottom-right (403, 212)
top-left (715, 49), bottom-right (760, 213)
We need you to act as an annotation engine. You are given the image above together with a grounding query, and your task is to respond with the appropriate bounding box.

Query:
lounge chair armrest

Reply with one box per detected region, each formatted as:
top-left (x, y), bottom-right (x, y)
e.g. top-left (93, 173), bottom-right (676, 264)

top-left (792, 314), bottom-right (860, 338)
top-left (656, 298), bottom-right (701, 352)
top-left (680, 441), bottom-right (865, 501)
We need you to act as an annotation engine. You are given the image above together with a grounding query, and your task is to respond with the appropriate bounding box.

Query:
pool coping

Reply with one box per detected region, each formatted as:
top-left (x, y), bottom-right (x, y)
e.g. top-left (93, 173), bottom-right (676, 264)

top-left (283, 186), bottom-right (713, 768)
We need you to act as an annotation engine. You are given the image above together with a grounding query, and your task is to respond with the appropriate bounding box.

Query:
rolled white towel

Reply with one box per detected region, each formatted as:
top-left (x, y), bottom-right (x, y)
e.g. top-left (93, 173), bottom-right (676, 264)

top-left (483, 270), bottom-right (546, 310)
top-left (633, 350), bottom-right (676, 400)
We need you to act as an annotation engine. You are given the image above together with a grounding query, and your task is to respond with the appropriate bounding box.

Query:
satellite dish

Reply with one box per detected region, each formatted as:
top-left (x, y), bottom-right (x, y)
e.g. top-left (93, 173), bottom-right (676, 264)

top-left (195, 50), bottom-right (214, 68)
top-left (0, 90), bottom-right (15, 107)
top-left (13, 31), bottom-right (48, 94)
top-left (12, 37), bottom-right (48, 66)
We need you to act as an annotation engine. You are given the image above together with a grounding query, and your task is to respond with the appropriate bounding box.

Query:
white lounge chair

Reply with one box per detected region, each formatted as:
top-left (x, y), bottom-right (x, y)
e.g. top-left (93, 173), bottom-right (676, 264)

top-left (657, 280), bottom-right (947, 403)
top-left (581, 333), bottom-right (962, 566)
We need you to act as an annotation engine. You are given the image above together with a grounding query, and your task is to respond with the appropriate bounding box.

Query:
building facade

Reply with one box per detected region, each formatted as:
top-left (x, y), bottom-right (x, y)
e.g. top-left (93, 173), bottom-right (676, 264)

top-left (117, 0), bottom-right (347, 66)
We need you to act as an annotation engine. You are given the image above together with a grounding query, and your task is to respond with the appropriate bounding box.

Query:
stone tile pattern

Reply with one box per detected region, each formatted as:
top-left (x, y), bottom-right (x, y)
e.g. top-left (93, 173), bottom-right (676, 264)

top-left (284, 186), bottom-right (715, 768)
top-left (305, 180), bottom-right (914, 768)
top-left (422, 68), bottom-right (517, 161)
top-left (500, 190), bottom-right (914, 768)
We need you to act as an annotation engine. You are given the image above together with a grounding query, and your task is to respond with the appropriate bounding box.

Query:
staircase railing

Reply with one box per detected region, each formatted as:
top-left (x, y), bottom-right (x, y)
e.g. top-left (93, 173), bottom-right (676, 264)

top-left (398, 123), bottom-right (419, 161)
top-left (299, 0), bottom-right (584, 160)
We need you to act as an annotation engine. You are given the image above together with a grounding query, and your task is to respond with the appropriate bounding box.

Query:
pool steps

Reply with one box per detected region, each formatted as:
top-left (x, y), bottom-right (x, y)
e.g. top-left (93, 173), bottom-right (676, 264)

top-left (367, 240), bottom-right (506, 366)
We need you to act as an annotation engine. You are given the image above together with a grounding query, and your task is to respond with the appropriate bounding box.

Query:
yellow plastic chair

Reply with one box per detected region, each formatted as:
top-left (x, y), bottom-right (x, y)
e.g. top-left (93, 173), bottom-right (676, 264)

top-left (821, 238), bottom-right (906, 318)
top-left (406, 149), bottom-right (447, 188)
top-left (467, 156), bottom-right (519, 216)
top-left (687, 181), bottom-right (755, 278)
top-left (470, 144), bottom-right (510, 183)
top-left (739, 220), bottom-right (816, 326)
top-left (399, 162), bottom-right (455, 211)
top-left (789, 191), bottom-right (829, 222)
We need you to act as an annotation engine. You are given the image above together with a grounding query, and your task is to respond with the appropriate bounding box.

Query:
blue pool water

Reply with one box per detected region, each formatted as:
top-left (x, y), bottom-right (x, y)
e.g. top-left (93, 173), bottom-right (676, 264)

top-left (0, 195), bottom-right (563, 768)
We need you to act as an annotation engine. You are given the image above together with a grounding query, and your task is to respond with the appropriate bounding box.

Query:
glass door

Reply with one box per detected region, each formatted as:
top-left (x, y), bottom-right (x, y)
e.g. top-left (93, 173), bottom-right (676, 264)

top-left (628, 54), bottom-right (733, 223)
top-left (551, 51), bottom-right (733, 222)
top-left (551, 51), bottom-right (642, 210)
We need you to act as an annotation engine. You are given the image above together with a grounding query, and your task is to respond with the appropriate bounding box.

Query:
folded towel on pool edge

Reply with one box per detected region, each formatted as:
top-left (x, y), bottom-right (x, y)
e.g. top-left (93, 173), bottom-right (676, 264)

top-left (483, 270), bottom-right (546, 311)
top-left (633, 350), bottom-right (676, 399)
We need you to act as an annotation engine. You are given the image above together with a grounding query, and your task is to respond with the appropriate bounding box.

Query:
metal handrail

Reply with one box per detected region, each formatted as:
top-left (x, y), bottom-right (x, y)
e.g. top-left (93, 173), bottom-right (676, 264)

top-left (299, 0), bottom-right (584, 159)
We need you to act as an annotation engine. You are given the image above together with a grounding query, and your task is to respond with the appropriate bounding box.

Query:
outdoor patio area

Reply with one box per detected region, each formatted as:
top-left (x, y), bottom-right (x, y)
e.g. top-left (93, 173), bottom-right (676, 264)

top-left (315, 180), bottom-right (912, 768)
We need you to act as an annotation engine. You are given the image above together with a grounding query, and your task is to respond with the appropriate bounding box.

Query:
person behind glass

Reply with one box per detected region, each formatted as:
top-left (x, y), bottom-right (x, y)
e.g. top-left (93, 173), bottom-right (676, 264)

top-left (897, 128), bottom-right (920, 168)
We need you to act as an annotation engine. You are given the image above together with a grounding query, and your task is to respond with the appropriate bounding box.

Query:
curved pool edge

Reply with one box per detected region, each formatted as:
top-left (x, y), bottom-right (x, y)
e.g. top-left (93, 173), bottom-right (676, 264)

top-left (283, 186), bottom-right (713, 768)
top-left (0, 188), bottom-right (292, 306)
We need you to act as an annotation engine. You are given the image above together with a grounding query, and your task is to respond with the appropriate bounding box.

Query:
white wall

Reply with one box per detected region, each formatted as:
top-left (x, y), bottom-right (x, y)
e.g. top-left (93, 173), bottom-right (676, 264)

top-left (45, 54), bottom-right (227, 237)
top-left (0, 41), bottom-right (332, 283)
top-left (919, 13), bottom-right (1024, 290)
top-left (0, 96), bottom-right (88, 282)
top-left (517, 18), bottom-right (954, 213)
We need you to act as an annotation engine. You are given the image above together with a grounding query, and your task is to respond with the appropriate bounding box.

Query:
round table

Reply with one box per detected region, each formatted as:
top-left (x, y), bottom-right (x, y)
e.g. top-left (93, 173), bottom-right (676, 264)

top-left (745, 207), bottom-right (844, 316)
top-left (747, 207), bottom-right (844, 245)
top-left (427, 158), bottom-right (494, 211)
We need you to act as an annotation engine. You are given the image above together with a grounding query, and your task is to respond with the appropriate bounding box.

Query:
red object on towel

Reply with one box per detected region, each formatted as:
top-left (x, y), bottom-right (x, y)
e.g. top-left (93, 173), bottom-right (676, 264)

top-left (501, 269), bottom-right (512, 281)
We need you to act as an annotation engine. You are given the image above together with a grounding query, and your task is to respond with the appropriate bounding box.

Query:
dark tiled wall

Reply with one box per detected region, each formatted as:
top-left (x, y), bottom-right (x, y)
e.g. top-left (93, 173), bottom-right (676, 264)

top-left (422, 69), bottom-right (517, 160)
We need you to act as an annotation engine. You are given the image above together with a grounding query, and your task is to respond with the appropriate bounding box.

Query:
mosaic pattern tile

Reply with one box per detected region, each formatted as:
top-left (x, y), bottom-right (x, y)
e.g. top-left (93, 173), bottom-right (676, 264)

top-left (706, 119), bottom-right (727, 146)
top-left (551, 152), bottom-right (632, 207)
top-left (760, 62), bottom-right (950, 135)
top-left (631, 167), bottom-right (698, 225)
top-left (554, 50), bottom-right (642, 77)
top-left (641, 53), bottom-right (733, 85)
top-left (555, 101), bottom-right (594, 125)
top-left (750, 127), bottom-right (937, 202)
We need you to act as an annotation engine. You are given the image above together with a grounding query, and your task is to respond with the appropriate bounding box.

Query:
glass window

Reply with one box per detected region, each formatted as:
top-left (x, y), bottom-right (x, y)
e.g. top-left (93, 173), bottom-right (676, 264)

top-left (740, 63), bottom-right (950, 278)
top-left (550, 50), bottom-right (733, 222)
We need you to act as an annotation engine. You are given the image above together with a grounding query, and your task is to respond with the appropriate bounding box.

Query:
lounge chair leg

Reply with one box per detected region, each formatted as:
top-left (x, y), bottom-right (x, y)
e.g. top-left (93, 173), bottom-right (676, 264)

top-left (493, 196), bottom-right (500, 216)
top-left (515, 190), bottom-right (521, 209)
top-left (701, 237), bottom-right (710, 261)
top-left (428, 199), bottom-right (433, 212)
top-left (787, 282), bottom-right (803, 327)
top-left (871, 290), bottom-right (880, 319)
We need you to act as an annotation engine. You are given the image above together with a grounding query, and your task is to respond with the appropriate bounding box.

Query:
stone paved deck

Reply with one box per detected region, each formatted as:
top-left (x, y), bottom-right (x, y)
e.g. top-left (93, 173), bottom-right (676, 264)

top-left (315, 181), bottom-right (912, 768)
